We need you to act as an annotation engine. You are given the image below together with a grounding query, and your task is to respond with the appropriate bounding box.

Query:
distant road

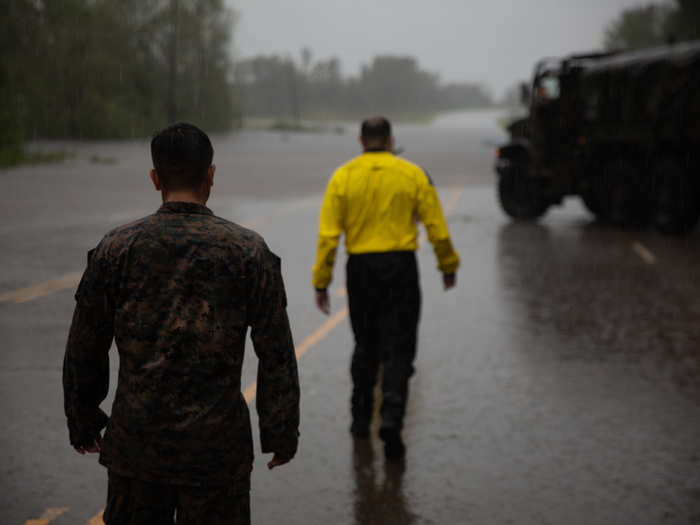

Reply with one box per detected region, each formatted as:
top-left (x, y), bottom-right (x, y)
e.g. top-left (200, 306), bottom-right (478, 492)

top-left (4, 110), bottom-right (698, 525)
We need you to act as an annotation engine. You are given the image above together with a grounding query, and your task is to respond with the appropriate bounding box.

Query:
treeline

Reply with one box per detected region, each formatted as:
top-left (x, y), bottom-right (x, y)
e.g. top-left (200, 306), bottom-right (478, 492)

top-left (501, 0), bottom-right (700, 111)
top-left (1, 0), bottom-right (495, 165)
top-left (1, 0), bottom-right (236, 162)
top-left (604, 0), bottom-right (700, 50)
top-left (235, 52), bottom-right (493, 121)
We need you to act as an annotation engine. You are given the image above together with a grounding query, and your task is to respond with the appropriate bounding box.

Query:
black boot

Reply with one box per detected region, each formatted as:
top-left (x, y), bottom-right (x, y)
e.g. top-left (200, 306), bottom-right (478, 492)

top-left (350, 390), bottom-right (373, 438)
top-left (379, 427), bottom-right (405, 460)
top-left (350, 419), bottom-right (370, 438)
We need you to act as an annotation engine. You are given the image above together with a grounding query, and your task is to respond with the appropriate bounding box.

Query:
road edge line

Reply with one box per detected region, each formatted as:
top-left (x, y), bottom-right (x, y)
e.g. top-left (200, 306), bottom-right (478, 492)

top-left (632, 241), bottom-right (657, 265)
top-left (23, 507), bottom-right (69, 525)
top-left (243, 306), bottom-right (349, 402)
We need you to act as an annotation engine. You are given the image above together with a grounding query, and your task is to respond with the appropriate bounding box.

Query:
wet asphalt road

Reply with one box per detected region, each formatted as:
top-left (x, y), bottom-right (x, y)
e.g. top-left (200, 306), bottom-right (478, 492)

top-left (1, 110), bottom-right (699, 524)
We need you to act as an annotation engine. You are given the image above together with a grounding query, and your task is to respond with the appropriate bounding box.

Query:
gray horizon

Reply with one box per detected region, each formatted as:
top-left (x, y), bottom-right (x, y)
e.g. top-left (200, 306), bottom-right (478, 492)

top-left (229, 0), bottom-right (651, 97)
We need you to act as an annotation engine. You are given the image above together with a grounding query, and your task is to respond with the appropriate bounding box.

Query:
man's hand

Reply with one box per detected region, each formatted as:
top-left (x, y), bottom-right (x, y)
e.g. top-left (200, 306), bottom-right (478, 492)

top-left (315, 289), bottom-right (330, 315)
top-left (443, 273), bottom-right (456, 290)
top-left (267, 453), bottom-right (294, 470)
top-left (74, 434), bottom-right (102, 455)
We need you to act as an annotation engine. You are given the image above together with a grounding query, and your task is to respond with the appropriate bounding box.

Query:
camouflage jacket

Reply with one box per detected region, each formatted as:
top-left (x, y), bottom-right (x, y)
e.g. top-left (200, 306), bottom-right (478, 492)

top-left (63, 202), bottom-right (299, 488)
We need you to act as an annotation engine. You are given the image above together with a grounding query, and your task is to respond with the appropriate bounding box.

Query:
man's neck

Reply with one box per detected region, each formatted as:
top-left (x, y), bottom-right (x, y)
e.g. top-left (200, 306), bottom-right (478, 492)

top-left (162, 192), bottom-right (207, 205)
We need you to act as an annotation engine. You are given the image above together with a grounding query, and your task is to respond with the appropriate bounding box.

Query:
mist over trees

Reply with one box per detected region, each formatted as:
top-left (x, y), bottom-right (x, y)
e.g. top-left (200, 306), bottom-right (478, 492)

top-left (2, 0), bottom-right (492, 164)
top-left (235, 51), bottom-right (493, 121)
top-left (604, 0), bottom-right (700, 50)
top-left (1, 0), bottom-right (236, 163)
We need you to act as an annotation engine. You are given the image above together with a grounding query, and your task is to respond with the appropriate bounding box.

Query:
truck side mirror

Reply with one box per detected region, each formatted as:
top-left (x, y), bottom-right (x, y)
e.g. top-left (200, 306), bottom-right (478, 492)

top-left (520, 82), bottom-right (531, 106)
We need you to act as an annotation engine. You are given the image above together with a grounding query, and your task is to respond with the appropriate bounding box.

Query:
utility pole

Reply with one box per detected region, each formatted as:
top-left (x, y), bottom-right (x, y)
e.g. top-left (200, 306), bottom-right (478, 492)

top-left (166, 0), bottom-right (179, 123)
top-left (288, 62), bottom-right (301, 125)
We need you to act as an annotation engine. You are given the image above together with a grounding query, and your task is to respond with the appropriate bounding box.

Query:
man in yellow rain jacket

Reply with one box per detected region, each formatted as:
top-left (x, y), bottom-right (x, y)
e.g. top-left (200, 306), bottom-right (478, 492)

top-left (312, 116), bottom-right (459, 459)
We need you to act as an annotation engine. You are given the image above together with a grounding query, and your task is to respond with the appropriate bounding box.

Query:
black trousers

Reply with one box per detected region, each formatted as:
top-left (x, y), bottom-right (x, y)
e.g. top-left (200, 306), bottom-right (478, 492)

top-left (346, 251), bottom-right (421, 431)
top-left (104, 471), bottom-right (250, 525)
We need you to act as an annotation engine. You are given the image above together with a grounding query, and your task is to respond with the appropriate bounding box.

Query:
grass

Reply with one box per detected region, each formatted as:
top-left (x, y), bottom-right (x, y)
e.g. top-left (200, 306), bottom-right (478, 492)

top-left (89, 154), bottom-right (118, 165)
top-left (239, 106), bottom-right (507, 132)
top-left (0, 146), bottom-right (120, 169)
top-left (0, 147), bottom-right (74, 169)
top-left (240, 117), bottom-right (347, 135)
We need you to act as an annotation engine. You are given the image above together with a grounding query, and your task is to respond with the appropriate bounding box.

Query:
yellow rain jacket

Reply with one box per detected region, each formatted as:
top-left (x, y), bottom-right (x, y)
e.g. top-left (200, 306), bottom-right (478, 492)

top-left (312, 151), bottom-right (460, 289)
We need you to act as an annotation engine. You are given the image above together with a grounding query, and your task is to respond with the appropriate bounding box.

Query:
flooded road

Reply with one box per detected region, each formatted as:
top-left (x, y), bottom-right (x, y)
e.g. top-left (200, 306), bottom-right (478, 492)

top-left (1, 110), bottom-right (699, 524)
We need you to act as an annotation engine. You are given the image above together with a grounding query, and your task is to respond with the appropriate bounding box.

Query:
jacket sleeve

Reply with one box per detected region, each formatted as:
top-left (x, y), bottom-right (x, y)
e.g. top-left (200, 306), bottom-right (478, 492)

top-left (416, 171), bottom-right (460, 275)
top-left (63, 245), bottom-right (114, 448)
top-left (312, 172), bottom-right (344, 290)
top-left (249, 246), bottom-right (300, 459)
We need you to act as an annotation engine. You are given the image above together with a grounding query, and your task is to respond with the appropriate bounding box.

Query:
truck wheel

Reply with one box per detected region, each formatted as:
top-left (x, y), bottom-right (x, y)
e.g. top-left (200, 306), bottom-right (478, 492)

top-left (654, 160), bottom-right (700, 233)
top-left (581, 192), bottom-right (604, 218)
top-left (498, 170), bottom-right (549, 221)
top-left (596, 160), bottom-right (653, 227)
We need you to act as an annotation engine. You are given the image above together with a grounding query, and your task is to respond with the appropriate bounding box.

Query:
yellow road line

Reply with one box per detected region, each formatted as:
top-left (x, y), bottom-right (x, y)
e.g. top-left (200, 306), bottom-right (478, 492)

top-left (444, 186), bottom-right (465, 212)
top-left (632, 241), bottom-right (657, 265)
top-left (23, 507), bottom-right (69, 525)
top-left (85, 510), bottom-right (104, 525)
top-left (74, 307), bottom-right (352, 521)
top-left (82, 305), bottom-right (351, 523)
top-left (0, 272), bottom-right (83, 304)
top-left (2, 187), bottom-right (465, 305)
top-left (0, 201), bottom-right (314, 305)
top-left (243, 306), bottom-right (350, 402)
top-left (244, 185), bottom-right (464, 402)
top-left (23, 186), bottom-right (464, 522)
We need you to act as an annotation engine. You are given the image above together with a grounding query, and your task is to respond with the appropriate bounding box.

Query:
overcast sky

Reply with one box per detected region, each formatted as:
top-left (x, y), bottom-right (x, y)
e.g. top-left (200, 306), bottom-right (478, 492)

top-left (229, 0), bottom-right (651, 97)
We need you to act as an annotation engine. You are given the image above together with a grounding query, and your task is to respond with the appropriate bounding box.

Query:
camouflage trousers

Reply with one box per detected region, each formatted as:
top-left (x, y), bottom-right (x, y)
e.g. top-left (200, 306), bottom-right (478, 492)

top-left (104, 471), bottom-right (250, 525)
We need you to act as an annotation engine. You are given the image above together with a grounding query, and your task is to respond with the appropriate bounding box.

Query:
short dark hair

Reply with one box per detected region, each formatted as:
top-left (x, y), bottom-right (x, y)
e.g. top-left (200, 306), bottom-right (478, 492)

top-left (360, 116), bottom-right (392, 142)
top-left (151, 123), bottom-right (213, 191)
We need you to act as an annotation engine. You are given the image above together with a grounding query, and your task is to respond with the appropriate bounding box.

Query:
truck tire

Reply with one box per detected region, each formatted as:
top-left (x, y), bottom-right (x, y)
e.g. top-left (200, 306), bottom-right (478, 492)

top-left (594, 159), bottom-right (653, 227)
top-left (498, 169), bottom-right (549, 221)
top-left (581, 192), bottom-right (604, 219)
top-left (653, 160), bottom-right (700, 233)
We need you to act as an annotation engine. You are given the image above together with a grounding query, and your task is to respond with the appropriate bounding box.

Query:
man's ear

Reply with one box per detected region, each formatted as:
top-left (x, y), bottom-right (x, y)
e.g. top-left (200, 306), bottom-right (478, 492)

top-left (207, 164), bottom-right (216, 187)
top-left (150, 169), bottom-right (161, 191)
top-left (386, 135), bottom-right (394, 151)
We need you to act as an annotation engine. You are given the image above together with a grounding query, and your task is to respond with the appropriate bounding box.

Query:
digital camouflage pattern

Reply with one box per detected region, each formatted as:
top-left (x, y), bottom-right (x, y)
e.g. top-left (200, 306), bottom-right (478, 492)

top-left (63, 202), bottom-right (299, 490)
top-left (104, 470), bottom-right (251, 525)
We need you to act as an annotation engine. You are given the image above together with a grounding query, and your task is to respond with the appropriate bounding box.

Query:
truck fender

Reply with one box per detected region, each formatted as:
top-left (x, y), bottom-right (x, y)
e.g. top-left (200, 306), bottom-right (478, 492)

top-left (495, 139), bottom-right (531, 176)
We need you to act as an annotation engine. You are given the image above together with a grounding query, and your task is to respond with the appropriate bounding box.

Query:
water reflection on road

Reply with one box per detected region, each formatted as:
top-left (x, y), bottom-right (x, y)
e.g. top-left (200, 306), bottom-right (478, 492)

top-left (352, 440), bottom-right (415, 525)
top-left (2, 110), bottom-right (699, 524)
top-left (497, 220), bottom-right (700, 401)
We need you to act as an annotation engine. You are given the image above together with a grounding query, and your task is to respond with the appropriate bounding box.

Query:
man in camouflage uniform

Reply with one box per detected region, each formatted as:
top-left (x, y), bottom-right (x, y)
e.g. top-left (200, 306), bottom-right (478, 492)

top-left (63, 123), bottom-right (300, 524)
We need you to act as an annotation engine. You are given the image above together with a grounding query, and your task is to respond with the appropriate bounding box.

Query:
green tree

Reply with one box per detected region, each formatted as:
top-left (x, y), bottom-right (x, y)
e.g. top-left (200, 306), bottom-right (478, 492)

top-left (170, 0), bottom-right (238, 130)
top-left (235, 55), bottom-right (301, 119)
top-left (0, 0), bottom-right (37, 163)
top-left (604, 0), bottom-right (700, 51)
top-left (352, 56), bottom-right (440, 116)
top-left (604, 3), bottom-right (674, 50)
top-left (235, 52), bottom-right (491, 121)
top-left (0, 0), bottom-right (238, 154)
top-left (665, 0), bottom-right (700, 41)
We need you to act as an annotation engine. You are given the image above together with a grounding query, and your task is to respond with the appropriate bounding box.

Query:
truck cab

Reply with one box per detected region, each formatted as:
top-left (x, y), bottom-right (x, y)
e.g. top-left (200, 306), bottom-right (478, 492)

top-left (495, 43), bottom-right (700, 233)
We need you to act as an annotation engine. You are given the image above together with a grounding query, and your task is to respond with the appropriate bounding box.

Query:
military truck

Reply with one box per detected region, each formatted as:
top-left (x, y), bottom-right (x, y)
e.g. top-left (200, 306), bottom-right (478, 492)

top-left (495, 41), bottom-right (700, 232)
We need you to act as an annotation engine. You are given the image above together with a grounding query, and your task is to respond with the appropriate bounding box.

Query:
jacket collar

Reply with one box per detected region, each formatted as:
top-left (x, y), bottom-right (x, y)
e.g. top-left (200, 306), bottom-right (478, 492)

top-left (363, 148), bottom-right (392, 153)
top-left (157, 201), bottom-right (213, 216)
